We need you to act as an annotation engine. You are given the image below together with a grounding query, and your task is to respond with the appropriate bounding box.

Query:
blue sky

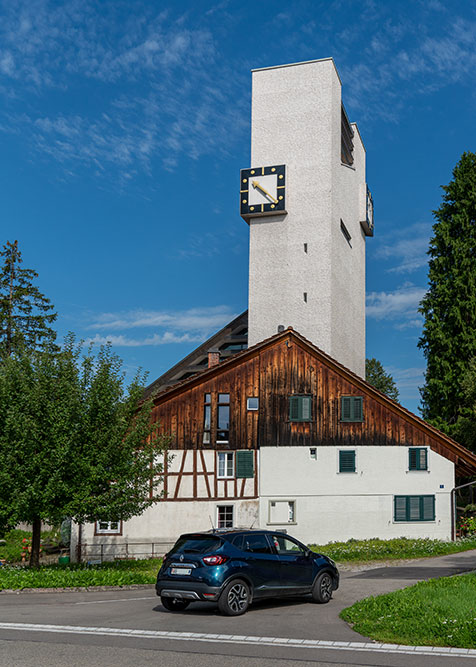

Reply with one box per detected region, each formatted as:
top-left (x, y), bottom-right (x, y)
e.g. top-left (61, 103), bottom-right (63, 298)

top-left (2, 0), bottom-right (476, 414)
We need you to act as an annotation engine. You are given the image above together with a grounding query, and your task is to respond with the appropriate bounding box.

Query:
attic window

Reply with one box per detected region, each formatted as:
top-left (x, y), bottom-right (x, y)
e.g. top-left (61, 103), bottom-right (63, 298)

top-left (341, 104), bottom-right (354, 166)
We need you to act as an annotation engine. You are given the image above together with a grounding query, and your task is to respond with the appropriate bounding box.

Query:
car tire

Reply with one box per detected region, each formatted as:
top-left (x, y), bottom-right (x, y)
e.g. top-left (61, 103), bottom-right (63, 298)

top-left (218, 579), bottom-right (250, 616)
top-left (161, 596), bottom-right (191, 611)
top-left (312, 571), bottom-right (333, 604)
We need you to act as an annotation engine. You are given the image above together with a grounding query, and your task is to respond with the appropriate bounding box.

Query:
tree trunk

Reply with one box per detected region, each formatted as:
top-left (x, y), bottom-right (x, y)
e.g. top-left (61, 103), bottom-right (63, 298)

top-left (30, 517), bottom-right (41, 568)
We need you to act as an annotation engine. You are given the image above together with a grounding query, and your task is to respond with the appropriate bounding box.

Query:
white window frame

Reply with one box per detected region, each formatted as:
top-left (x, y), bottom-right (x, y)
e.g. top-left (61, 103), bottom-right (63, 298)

top-left (267, 499), bottom-right (297, 525)
top-left (95, 520), bottom-right (121, 535)
top-left (216, 504), bottom-right (234, 529)
top-left (247, 397), bottom-right (259, 411)
top-left (217, 451), bottom-right (235, 479)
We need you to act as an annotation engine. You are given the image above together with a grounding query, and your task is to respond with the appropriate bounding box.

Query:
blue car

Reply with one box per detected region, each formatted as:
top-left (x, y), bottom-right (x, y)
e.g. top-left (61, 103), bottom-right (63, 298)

top-left (156, 529), bottom-right (339, 616)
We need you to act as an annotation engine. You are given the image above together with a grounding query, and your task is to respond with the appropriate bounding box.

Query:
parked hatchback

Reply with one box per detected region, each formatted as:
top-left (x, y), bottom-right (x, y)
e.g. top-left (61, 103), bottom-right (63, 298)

top-left (156, 529), bottom-right (339, 616)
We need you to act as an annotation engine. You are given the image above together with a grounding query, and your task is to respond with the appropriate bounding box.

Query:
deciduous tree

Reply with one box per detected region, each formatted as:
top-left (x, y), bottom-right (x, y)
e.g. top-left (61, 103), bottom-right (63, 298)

top-left (0, 336), bottom-right (169, 566)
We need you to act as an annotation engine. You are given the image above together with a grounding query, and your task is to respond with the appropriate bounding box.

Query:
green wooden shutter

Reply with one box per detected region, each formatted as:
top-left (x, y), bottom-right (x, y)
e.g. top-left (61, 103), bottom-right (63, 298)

top-left (422, 495), bottom-right (435, 521)
top-left (339, 450), bottom-right (356, 473)
top-left (409, 448), bottom-right (427, 470)
top-left (289, 396), bottom-right (300, 421)
top-left (341, 397), bottom-right (351, 421)
top-left (301, 396), bottom-right (312, 420)
top-left (236, 450), bottom-right (254, 478)
top-left (351, 397), bottom-right (363, 421)
top-left (394, 496), bottom-right (407, 522)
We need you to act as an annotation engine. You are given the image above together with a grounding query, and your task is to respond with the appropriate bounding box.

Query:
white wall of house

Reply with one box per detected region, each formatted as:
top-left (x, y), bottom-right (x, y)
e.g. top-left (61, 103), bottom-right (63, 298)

top-left (259, 446), bottom-right (455, 544)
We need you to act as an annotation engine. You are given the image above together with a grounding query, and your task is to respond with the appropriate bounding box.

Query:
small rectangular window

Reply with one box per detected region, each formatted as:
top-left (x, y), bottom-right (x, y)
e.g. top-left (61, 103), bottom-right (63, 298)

top-left (217, 393), bottom-right (230, 442)
top-left (95, 521), bottom-right (121, 535)
top-left (203, 393), bottom-right (211, 444)
top-left (341, 396), bottom-right (363, 422)
top-left (339, 450), bottom-right (356, 473)
top-left (236, 450), bottom-right (254, 478)
top-left (217, 452), bottom-right (234, 478)
top-left (247, 397), bottom-right (259, 411)
top-left (303, 243), bottom-right (308, 253)
top-left (289, 395), bottom-right (313, 422)
top-left (303, 292), bottom-right (308, 303)
top-left (217, 505), bottom-right (234, 529)
top-left (268, 500), bottom-right (296, 524)
top-left (394, 496), bottom-right (435, 522)
top-left (340, 220), bottom-right (352, 246)
top-left (341, 103), bottom-right (354, 166)
top-left (309, 447), bottom-right (317, 460)
top-left (409, 447), bottom-right (428, 471)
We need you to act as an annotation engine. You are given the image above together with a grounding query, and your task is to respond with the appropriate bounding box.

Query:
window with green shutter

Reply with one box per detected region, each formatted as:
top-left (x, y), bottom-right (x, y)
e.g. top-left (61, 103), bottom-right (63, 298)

top-left (394, 495), bottom-right (435, 522)
top-left (340, 396), bottom-right (363, 422)
top-left (288, 395), bottom-right (313, 422)
top-left (236, 450), bottom-right (254, 478)
top-left (339, 449), bottom-right (356, 473)
top-left (408, 447), bottom-right (428, 471)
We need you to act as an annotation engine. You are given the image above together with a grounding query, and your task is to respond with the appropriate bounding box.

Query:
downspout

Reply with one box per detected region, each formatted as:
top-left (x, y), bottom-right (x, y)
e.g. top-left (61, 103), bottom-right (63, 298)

top-left (76, 523), bottom-right (83, 563)
top-left (451, 480), bottom-right (476, 541)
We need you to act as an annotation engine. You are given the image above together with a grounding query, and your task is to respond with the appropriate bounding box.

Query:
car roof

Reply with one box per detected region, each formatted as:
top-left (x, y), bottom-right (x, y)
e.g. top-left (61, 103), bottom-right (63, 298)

top-left (179, 528), bottom-right (292, 540)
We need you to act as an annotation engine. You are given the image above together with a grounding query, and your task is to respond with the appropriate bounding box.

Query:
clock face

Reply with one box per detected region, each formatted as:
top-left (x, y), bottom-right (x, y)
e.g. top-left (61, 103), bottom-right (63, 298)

top-left (240, 164), bottom-right (286, 218)
top-left (366, 187), bottom-right (374, 228)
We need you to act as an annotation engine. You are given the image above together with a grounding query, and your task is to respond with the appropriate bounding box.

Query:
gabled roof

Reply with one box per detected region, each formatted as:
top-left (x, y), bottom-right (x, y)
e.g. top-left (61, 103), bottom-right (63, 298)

top-left (143, 310), bottom-right (248, 399)
top-left (151, 326), bottom-right (476, 477)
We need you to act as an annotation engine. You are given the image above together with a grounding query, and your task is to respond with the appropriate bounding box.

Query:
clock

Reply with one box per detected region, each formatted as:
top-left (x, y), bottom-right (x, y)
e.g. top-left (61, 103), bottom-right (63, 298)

top-left (240, 164), bottom-right (286, 219)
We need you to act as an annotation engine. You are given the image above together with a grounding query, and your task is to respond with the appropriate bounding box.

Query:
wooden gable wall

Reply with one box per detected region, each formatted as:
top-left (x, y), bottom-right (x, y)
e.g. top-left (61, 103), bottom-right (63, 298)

top-left (150, 332), bottom-right (476, 475)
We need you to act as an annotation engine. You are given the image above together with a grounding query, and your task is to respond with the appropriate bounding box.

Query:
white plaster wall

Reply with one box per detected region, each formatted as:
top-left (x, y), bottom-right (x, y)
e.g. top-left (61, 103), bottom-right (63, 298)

top-left (248, 58), bottom-right (368, 377)
top-left (259, 446), bottom-right (454, 544)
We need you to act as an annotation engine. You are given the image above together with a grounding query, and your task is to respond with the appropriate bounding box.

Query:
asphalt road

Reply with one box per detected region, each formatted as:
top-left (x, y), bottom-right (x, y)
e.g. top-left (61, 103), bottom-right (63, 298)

top-left (0, 549), bottom-right (475, 667)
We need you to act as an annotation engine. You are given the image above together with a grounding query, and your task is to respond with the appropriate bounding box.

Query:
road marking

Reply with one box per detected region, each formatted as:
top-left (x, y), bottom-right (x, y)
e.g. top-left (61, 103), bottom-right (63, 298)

top-left (0, 622), bottom-right (474, 659)
top-left (75, 597), bottom-right (153, 605)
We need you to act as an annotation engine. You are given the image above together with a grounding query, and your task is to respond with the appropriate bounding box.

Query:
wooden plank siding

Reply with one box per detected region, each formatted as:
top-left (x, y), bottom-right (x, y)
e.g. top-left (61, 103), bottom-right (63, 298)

top-left (150, 329), bottom-right (476, 477)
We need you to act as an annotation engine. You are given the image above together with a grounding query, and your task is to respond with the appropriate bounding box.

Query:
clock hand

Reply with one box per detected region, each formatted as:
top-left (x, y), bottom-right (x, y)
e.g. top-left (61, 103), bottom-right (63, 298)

top-left (252, 180), bottom-right (278, 204)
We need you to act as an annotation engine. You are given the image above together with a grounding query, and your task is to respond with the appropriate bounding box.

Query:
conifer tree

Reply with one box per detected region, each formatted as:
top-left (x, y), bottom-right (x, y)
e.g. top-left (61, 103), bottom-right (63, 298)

top-left (418, 152), bottom-right (476, 432)
top-left (0, 240), bottom-right (57, 358)
top-left (365, 358), bottom-right (399, 401)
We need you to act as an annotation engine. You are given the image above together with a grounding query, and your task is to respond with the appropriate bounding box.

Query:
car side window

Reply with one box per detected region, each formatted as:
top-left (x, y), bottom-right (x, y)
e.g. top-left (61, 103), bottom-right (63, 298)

top-left (231, 535), bottom-right (244, 550)
top-left (272, 535), bottom-right (306, 556)
top-left (242, 533), bottom-right (273, 554)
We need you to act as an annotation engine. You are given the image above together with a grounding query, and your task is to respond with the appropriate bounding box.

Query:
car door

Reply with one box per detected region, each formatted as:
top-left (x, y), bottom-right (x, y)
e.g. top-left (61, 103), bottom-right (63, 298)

top-left (271, 534), bottom-right (314, 592)
top-left (237, 533), bottom-right (281, 597)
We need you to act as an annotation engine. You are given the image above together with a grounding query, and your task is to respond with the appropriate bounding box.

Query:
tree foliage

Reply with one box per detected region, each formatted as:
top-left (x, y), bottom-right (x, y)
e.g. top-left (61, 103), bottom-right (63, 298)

top-left (0, 336), bottom-right (170, 566)
top-left (453, 357), bottom-right (476, 454)
top-left (418, 152), bottom-right (476, 432)
top-left (0, 240), bottom-right (57, 358)
top-left (365, 358), bottom-right (399, 401)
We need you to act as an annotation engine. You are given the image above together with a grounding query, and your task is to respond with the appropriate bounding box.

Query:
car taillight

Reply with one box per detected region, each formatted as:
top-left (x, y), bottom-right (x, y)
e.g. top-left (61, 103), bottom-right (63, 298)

top-left (202, 555), bottom-right (228, 566)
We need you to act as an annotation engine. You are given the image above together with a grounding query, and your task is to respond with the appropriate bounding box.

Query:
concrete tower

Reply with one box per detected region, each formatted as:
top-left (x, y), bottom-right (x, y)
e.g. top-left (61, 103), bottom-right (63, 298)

top-left (243, 58), bottom-right (373, 378)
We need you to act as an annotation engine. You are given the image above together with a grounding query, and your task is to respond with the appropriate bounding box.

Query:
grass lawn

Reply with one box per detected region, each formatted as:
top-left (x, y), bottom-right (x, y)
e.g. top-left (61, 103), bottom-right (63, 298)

top-left (340, 573), bottom-right (476, 648)
top-left (0, 558), bottom-right (162, 591)
top-left (309, 535), bottom-right (476, 562)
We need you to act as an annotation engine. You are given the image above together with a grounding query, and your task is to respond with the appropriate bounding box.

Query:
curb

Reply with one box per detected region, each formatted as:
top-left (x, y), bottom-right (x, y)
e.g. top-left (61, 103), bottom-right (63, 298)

top-left (0, 584), bottom-right (155, 595)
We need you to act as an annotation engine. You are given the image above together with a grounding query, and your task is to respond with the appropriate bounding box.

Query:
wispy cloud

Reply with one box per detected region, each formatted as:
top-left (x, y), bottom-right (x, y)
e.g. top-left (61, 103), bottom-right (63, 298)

top-left (373, 222), bottom-right (432, 274)
top-left (389, 365), bottom-right (425, 403)
top-left (0, 1), bottom-right (248, 183)
top-left (366, 283), bottom-right (425, 328)
top-left (86, 331), bottom-right (203, 347)
top-left (89, 305), bottom-right (237, 332)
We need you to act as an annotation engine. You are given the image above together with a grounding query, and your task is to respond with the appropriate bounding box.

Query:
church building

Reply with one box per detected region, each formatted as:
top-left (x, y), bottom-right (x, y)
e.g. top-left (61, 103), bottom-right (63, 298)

top-left (72, 58), bottom-right (476, 560)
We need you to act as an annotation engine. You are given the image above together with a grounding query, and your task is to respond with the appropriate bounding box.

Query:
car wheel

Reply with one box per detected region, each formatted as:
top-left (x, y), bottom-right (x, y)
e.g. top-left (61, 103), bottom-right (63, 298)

top-left (161, 596), bottom-right (190, 611)
top-left (312, 571), bottom-right (333, 603)
top-left (218, 579), bottom-right (250, 616)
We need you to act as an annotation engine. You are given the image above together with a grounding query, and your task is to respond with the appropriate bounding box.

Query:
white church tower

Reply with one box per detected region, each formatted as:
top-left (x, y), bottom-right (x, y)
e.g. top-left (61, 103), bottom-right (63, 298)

top-left (241, 58), bottom-right (373, 378)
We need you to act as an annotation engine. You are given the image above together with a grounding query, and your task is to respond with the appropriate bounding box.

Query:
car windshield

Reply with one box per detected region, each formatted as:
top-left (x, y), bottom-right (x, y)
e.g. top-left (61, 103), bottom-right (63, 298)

top-left (170, 535), bottom-right (223, 555)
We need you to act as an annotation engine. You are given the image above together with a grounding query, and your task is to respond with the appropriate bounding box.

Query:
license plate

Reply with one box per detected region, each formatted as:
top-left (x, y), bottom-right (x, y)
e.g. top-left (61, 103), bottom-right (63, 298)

top-left (171, 567), bottom-right (192, 576)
